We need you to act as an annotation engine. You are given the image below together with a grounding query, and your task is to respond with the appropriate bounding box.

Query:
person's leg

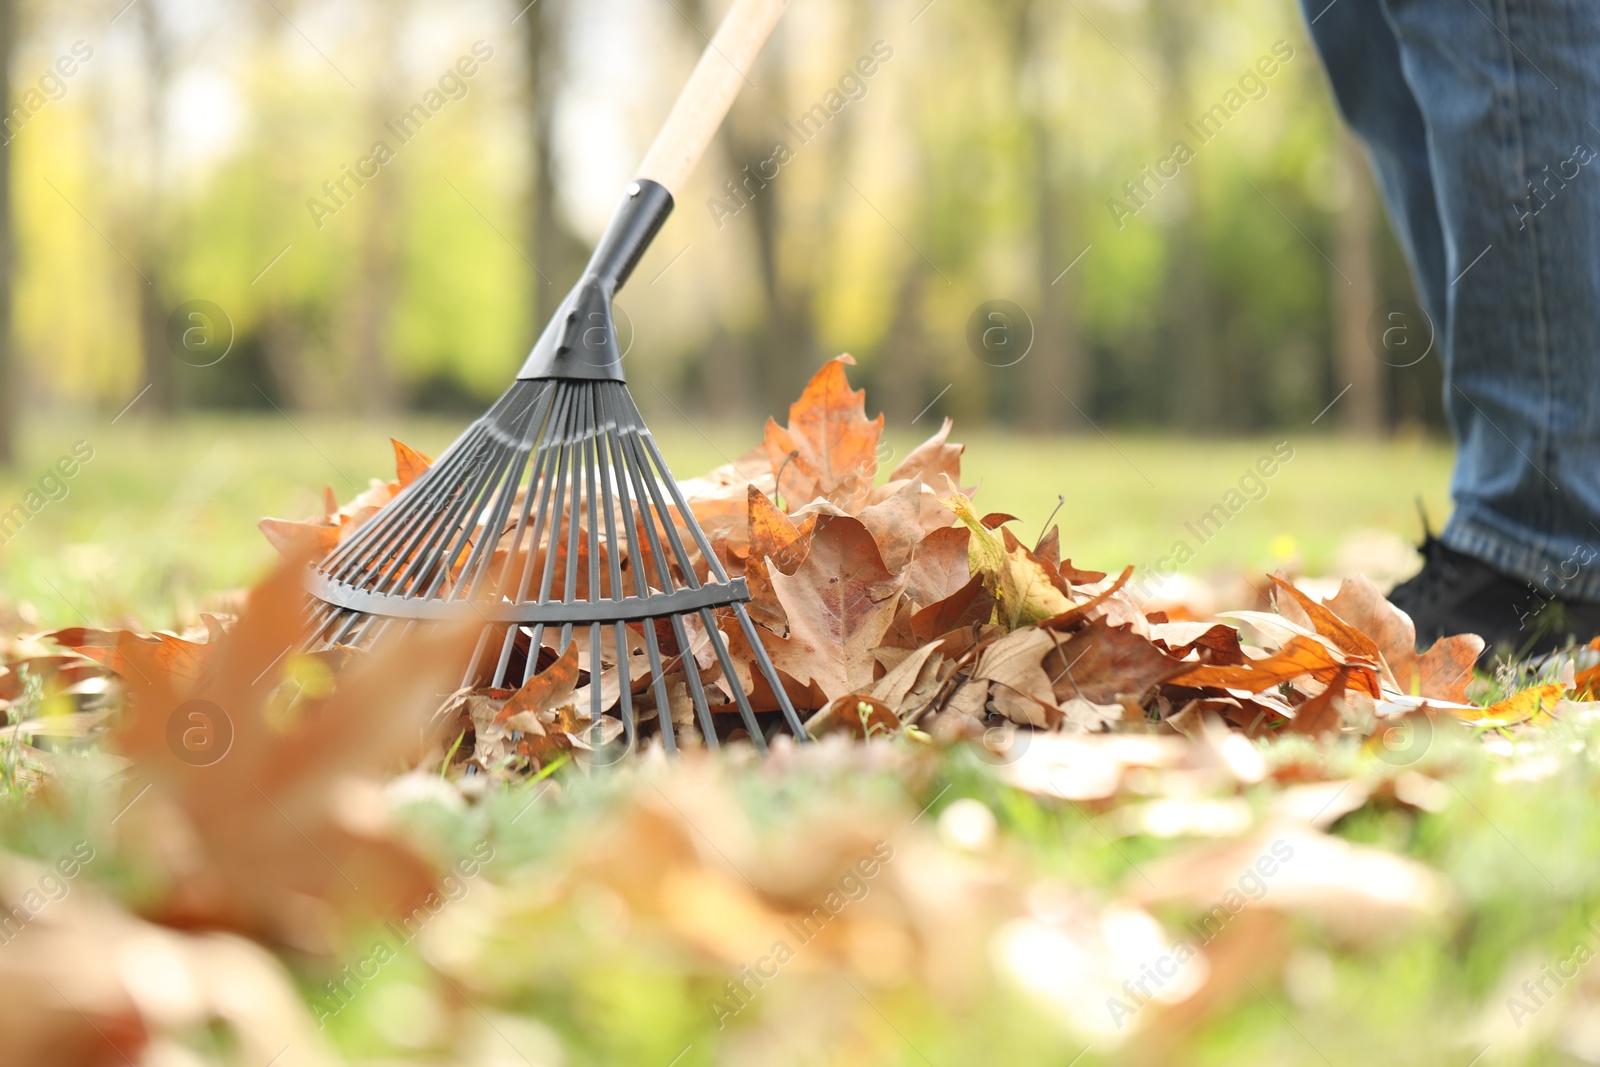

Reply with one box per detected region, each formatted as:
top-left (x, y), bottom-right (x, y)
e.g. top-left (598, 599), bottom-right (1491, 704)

top-left (1299, 0), bottom-right (1448, 326)
top-left (1381, 0), bottom-right (1600, 604)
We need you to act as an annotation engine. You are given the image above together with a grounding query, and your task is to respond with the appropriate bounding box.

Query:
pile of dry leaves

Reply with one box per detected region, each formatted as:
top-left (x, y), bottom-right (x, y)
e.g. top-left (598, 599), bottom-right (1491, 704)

top-left (29, 355), bottom-right (1577, 779)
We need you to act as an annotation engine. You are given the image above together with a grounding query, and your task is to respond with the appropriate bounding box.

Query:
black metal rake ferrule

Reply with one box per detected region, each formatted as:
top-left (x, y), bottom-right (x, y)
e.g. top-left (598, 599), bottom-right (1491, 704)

top-left (516, 180), bottom-right (674, 384)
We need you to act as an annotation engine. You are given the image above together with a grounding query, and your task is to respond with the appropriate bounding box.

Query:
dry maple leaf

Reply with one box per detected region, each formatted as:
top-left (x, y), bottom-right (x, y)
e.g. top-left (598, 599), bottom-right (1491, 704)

top-left (48, 628), bottom-right (211, 693)
top-left (1167, 634), bottom-right (1378, 696)
top-left (763, 355), bottom-right (884, 509)
top-left (766, 514), bottom-right (905, 702)
top-left (1321, 575), bottom-right (1484, 702)
top-left (110, 551), bottom-right (475, 952)
top-left (392, 437), bottom-right (434, 487)
top-left (887, 416), bottom-right (964, 487)
top-left (1043, 617), bottom-right (1186, 706)
top-left (745, 486), bottom-right (815, 629)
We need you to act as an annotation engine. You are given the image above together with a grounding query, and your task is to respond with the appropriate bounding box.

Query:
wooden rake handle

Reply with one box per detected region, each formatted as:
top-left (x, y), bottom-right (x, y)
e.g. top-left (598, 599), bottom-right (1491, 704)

top-left (635, 0), bottom-right (789, 197)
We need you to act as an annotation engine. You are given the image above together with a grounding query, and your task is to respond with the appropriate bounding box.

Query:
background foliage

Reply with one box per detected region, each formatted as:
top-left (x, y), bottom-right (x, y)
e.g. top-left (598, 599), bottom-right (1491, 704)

top-left (1, 0), bottom-right (1442, 443)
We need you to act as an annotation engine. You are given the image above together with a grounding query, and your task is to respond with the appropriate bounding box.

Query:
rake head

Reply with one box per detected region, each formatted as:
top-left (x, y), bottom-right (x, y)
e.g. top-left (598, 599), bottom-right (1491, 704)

top-left (303, 182), bottom-right (808, 754)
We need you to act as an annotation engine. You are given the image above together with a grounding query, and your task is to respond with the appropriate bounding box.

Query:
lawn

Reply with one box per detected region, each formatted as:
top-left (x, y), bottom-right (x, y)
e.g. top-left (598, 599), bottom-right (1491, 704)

top-left (0, 409), bottom-right (1453, 629)
top-left (7, 406), bottom-right (1599, 1067)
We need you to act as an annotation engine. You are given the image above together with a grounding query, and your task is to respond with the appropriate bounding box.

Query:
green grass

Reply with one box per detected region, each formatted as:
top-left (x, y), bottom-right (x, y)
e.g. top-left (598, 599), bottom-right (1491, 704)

top-left (3, 713), bottom-right (1589, 1066)
top-left (0, 410), bottom-right (1453, 628)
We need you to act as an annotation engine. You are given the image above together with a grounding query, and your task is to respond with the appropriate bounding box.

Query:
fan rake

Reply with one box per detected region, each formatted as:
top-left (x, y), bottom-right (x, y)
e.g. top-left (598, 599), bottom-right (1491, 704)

top-left (302, 0), bottom-right (806, 754)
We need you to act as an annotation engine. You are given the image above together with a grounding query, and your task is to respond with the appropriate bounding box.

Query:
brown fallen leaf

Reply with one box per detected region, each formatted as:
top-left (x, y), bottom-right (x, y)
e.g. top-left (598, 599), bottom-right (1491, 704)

top-left (766, 515), bottom-right (905, 701)
top-left (496, 644), bottom-right (582, 723)
top-left (1288, 666), bottom-right (1350, 738)
top-left (745, 486), bottom-right (814, 629)
top-left (971, 628), bottom-right (1058, 727)
top-left (763, 355), bottom-right (884, 508)
top-left (1044, 617), bottom-right (1185, 705)
top-left (856, 477), bottom-right (925, 573)
top-left (1322, 574), bottom-right (1485, 700)
top-left (900, 526), bottom-right (976, 607)
top-left (1270, 575), bottom-right (1391, 687)
top-left (111, 551), bottom-right (474, 951)
top-left (1166, 635), bottom-right (1376, 697)
top-left (0, 852), bottom-right (342, 1067)
top-left (887, 416), bottom-right (964, 488)
top-left (392, 438), bottom-right (433, 488)
top-left (49, 628), bottom-right (211, 693)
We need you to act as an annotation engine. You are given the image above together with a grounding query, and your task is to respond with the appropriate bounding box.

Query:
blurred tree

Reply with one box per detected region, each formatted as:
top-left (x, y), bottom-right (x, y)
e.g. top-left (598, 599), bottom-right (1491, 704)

top-left (133, 0), bottom-right (174, 412)
top-left (524, 0), bottom-right (585, 324)
top-left (345, 5), bottom-right (402, 414)
top-left (1150, 4), bottom-right (1222, 433)
top-left (0, 0), bottom-right (12, 464)
top-left (1014, 0), bottom-right (1088, 432)
top-left (697, 0), bottom-right (816, 409)
top-left (1335, 133), bottom-right (1380, 433)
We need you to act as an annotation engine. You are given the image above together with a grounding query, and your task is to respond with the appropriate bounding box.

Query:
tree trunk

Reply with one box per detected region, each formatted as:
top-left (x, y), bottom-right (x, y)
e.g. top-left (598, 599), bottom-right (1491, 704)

top-left (701, 0), bottom-right (809, 414)
top-left (1151, 5), bottom-right (1219, 433)
top-left (1019, 1), bottom-right (1087, 432)
top-left (526, 0), bottom-right (585, 330)
top-left (1335, 133), bottom-right (1381, 433)
top-left (134, 0), bottom-right (173, 413)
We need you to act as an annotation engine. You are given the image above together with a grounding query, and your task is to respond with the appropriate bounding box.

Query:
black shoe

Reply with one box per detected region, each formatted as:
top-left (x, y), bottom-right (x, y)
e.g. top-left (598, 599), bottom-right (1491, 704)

top-left (1387, 529), bottom-right (1600, 661)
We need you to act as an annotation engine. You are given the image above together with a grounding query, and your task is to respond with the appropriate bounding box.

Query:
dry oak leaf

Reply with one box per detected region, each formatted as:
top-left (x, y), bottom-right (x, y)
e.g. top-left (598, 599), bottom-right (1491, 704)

top-left (111, 551), bottom-right (473, 951)
top-left (764, 355), bottom-right (884, 509)
top-left (1288, 666), bottom-right (1353, 738)
top-left (1323, 574), bottom-right (1484, 702)
top-left (766, 514), bottom-right (905, 702)
top-left (1460, 682), bottom-right (1565, 726)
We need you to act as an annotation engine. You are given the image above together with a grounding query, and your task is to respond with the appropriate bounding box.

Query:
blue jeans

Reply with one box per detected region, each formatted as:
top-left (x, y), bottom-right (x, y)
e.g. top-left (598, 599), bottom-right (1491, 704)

top-left (1302, 0), bottom-right (1600, 599)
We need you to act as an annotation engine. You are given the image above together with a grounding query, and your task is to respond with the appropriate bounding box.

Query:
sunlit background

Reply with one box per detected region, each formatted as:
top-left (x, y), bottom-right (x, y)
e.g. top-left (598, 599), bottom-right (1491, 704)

top-left (0, 0), bottom-right (1452, 624)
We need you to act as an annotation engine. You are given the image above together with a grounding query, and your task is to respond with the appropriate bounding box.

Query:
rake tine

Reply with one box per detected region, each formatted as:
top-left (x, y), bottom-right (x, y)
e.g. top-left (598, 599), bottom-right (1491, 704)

top-left (319, 422), bottom-right (469, 577)
top-left (701, 606), bottom-right (766, 752)
top-left (619, 415), bottom-right (703, 592)
top-left (669, 614), bottom-right (719, 748)
top-left (331, 422), bottom-right (487, 584)
top-left (491, 384), bottom-right (560, 596)
top-left (557, 388), bottom-right (588, 653)
top-left (503, 387), bottom-right (575, 685)
top-left (733, 601), bottom-right (806, 739)
top-left (453, 389), bottom-right (551, 604)
top-left (613, 620), bottom-right (637, 751)
top-left (643, 619), bottom-right (676, 753)
top-left (415, 431), bottom-right (521, 600)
